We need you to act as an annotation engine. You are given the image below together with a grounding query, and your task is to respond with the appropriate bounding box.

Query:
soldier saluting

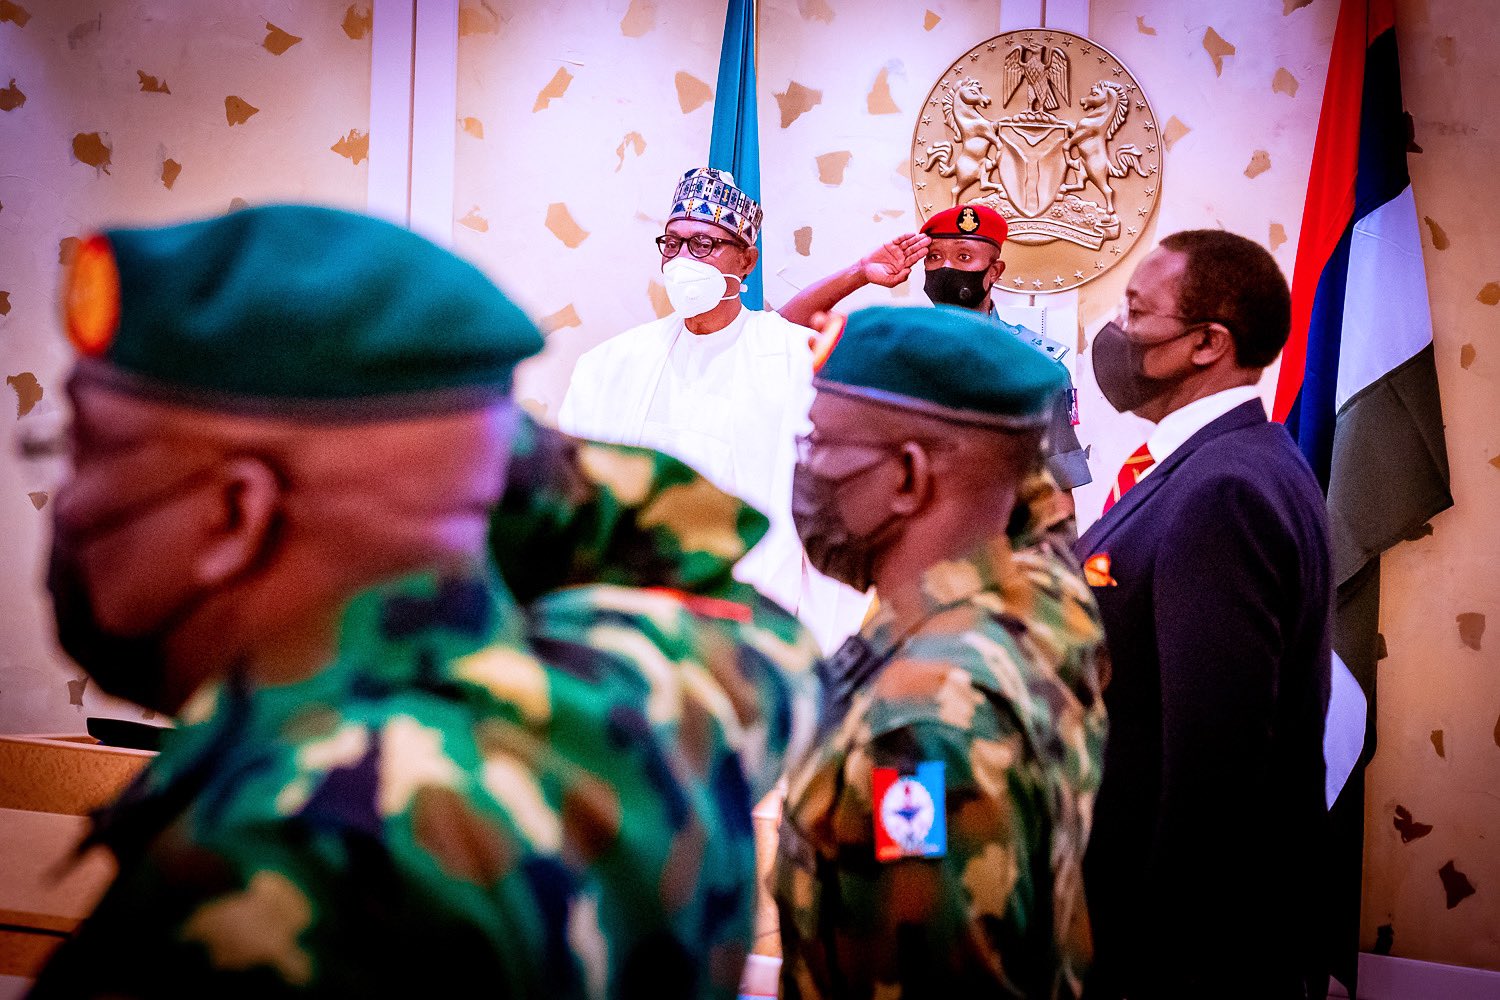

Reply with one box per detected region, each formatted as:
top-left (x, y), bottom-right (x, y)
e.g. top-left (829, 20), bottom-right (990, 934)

top-left (781, 204), bottom-right (1092, 502)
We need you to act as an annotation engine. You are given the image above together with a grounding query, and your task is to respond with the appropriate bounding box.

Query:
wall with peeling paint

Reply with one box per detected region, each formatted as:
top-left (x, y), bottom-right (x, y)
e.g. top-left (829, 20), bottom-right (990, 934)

top-left (0, 1), bottom-right (373, 733)
top-left (451, 0), bottom-right (730, 422)
top-left (0, 0), bottom-right (1495, 977)
top-left (1359, 0), bottom-right (1500, 971)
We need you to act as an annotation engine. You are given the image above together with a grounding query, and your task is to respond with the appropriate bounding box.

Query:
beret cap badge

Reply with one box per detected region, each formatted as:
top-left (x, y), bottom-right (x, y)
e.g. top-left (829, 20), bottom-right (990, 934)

top-left (64, 234), bottom-right (122, 358)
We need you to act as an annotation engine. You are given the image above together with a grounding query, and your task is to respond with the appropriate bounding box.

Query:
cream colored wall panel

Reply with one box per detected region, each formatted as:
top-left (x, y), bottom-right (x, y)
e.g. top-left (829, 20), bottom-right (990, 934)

top-left (0, 1), bottom-right (372, 734)
top-left (1360, 0), bottom-right (1500, 972)
top-left (452, 0), bottom-right (728, 422)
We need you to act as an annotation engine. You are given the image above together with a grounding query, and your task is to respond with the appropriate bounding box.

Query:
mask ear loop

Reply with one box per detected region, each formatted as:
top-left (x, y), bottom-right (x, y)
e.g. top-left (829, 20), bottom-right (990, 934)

top-left (721, 272), bottom-right (744, 302)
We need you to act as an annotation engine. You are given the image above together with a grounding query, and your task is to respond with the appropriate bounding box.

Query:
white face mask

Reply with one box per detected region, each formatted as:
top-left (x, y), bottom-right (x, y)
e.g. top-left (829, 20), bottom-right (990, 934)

top-left (662, 257), bottom-right (741, 319)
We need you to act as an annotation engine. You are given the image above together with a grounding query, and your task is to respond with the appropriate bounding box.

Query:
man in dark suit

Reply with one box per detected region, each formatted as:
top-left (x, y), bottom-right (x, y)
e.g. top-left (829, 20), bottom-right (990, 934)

top-left (1076, 230), bottom-right (1332, 999)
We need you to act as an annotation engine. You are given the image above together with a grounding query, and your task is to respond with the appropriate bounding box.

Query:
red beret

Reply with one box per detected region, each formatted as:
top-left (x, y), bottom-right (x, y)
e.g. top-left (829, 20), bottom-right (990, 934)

top-left (920, 203), bottom-right (1008, 247)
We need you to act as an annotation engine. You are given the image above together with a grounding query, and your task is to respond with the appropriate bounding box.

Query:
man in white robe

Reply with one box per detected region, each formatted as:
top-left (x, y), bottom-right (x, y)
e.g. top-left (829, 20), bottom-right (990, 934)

top-left (560, 167), bottom-right (867, 652)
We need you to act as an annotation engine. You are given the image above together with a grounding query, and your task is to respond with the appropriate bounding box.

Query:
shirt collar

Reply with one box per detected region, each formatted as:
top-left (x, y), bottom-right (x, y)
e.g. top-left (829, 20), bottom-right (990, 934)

top-left (1144, 384), bottom-right (1264, 474)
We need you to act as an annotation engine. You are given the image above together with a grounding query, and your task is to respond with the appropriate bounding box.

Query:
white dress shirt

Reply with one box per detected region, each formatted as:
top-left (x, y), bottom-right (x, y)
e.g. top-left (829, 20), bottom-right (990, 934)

top-left (1139, 384), bottom-right (1265, 478)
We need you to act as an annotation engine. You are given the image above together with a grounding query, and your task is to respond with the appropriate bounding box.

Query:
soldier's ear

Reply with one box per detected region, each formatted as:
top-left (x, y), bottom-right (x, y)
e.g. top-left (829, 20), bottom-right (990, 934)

top-left (891, 441), bottom-right (932, 516)
top-left (191, 456), bottom-right (282, 588)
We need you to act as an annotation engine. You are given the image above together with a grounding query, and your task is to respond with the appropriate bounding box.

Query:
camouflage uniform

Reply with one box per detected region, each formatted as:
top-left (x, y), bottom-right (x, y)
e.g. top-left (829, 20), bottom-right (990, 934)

top-left (773, 471), bottom-right (1107, 1000)
top-left (493, 415), bottom-right (823, 791)
top-left (34, 421), bottom-right (821, 999)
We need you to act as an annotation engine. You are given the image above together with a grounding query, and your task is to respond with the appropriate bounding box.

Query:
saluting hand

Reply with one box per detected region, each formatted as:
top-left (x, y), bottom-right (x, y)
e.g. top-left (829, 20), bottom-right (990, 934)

top-left (860, 233), bottom-right (931, 288)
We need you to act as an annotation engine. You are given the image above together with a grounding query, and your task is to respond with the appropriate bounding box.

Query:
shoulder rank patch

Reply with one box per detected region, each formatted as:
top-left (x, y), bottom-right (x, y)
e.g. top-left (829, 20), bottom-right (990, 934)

top-left (873, 762), bottom-right (947, 861)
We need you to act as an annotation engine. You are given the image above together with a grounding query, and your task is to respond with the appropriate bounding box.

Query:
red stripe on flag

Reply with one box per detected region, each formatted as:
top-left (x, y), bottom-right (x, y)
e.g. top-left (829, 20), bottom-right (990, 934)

top-left (1273, 0), bottom-right (1370, 422)
top-left (1368, 0), bottom-right (1395, 45)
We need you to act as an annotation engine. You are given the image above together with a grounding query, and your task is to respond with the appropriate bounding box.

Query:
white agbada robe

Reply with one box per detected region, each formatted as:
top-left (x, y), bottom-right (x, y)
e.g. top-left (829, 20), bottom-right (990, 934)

top-left (559, 306), bottom-right (869, 652)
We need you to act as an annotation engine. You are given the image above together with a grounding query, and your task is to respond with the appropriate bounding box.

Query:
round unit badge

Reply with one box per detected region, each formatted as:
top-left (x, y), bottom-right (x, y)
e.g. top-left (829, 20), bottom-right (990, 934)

top-left (879, 775), bottom-right (936, 852)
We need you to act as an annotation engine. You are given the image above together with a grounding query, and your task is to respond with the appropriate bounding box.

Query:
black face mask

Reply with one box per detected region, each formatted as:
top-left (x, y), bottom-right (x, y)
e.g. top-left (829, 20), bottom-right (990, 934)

top-left (923, 266), bottom-right (991, 309)
top-left (46, 469), bottom-right (237, 712)
top-left (1091, 320), bottom-right (1198, 415)
top-left (791, 454), bottom-right (903, 594)
top-left (46, 539), bottom-right (188, 710)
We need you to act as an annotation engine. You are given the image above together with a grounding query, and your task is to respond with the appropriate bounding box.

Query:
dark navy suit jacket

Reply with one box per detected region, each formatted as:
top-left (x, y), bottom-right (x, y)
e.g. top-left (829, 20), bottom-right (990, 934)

top-left (1075, 400), bottom-right (1332, 999)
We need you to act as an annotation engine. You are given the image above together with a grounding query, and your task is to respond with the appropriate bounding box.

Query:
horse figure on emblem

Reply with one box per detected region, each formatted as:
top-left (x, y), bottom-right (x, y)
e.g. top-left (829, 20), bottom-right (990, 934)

top-left (922, 77), bottom-right (1005, 204)
top-left (1061, 80), bottom-right (1151, 216)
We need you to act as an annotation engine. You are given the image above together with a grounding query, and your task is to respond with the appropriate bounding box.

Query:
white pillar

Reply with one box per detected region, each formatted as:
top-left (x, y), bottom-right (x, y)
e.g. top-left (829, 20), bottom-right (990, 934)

top-left (410, 0), bottom-right (459, 246)
top-left (998, 0), bottom-right (1043, 32)
top-left (368, 0), bottom-right (415, 227)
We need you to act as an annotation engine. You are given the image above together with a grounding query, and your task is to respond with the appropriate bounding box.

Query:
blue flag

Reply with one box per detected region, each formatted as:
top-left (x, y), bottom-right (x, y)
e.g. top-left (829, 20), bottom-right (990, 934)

top-left (708, 0), bottom-right (763, 310)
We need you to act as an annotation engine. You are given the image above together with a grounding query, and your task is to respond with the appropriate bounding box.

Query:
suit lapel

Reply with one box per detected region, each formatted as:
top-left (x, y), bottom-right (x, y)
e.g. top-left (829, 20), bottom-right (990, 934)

top-left (1077, 401), bottom-right (1267, 555)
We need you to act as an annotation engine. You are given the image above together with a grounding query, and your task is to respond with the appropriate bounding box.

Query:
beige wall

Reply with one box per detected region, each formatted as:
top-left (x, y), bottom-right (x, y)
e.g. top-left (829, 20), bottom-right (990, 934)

top-left (1360, 0), bottom-right (1500, 970)
top-left (1, 0), bottom-right (1495, 974)
top-left (0, 1), bottom-right (372, 733)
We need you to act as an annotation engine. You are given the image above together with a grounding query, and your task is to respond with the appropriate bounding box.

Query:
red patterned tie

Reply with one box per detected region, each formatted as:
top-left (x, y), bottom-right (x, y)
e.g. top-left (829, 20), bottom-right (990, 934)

top-left (1102, 443), bottom-right (1155, 516)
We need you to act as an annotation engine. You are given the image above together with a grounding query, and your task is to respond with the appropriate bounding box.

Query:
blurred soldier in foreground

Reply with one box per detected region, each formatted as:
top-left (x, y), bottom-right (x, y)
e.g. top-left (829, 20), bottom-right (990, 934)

top-left (772, 306), bottom-right (1107, 999)
top-left (32, 205), bottom-right (816, 998)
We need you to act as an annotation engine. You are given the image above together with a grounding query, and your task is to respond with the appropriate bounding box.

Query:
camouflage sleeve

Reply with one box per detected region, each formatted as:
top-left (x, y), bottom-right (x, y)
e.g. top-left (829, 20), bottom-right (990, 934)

top-left (490, 414), bottom-right (770, 604)
top-left (1007, 466), bottom-right (1079, 550)
top-left (779, 705), bottom-right (1051, 998)
top-left (527, 581), bottom-right (820, 804)
top-left (30, 816), bottom-right (524, 998)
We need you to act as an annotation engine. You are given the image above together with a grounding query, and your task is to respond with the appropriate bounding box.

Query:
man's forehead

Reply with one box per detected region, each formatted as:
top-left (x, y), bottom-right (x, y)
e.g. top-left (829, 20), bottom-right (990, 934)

top-left (812, 387), bottom-right (960, 443)
top-left (930, 236), bottom-right (998, 255)
top-left (809, 388), bottom-right (870, 428)
top-left (1128, 247), bottom-right (1185, 300)
top-left (67, 366), bottom-right (260, 449)
top-left (664, 218), bottom-right (741, 241)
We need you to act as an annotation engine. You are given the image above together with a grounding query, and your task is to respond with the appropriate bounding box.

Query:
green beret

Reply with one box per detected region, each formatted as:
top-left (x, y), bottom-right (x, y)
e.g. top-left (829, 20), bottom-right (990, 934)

top-left (816, 305), bottom-right (1065, 429)
top-left (64, 204), bottom-right (544, 417)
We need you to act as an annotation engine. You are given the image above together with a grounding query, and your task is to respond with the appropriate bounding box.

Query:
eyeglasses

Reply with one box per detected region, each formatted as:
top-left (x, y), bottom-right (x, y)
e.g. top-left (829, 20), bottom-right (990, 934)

top-left (1119, 304), bottom-right (1192, 332)
top-left (656, 233), bottom-right (745, 259)
top-left (796, 433), bottom-right (891, 464)
top-left (794, 432), bottom-right (951, 465)
top-left (1116, 300), bottom-right (1230, 338)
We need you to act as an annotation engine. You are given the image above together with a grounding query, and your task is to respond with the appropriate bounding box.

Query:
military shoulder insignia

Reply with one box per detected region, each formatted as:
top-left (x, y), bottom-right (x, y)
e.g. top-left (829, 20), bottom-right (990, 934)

top-left (1083, 553), bottom-right (1117, 588)
top-left (873, 762), bottom-right (947, 861)
top-left (957, 206), bottom-right (980, 233)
